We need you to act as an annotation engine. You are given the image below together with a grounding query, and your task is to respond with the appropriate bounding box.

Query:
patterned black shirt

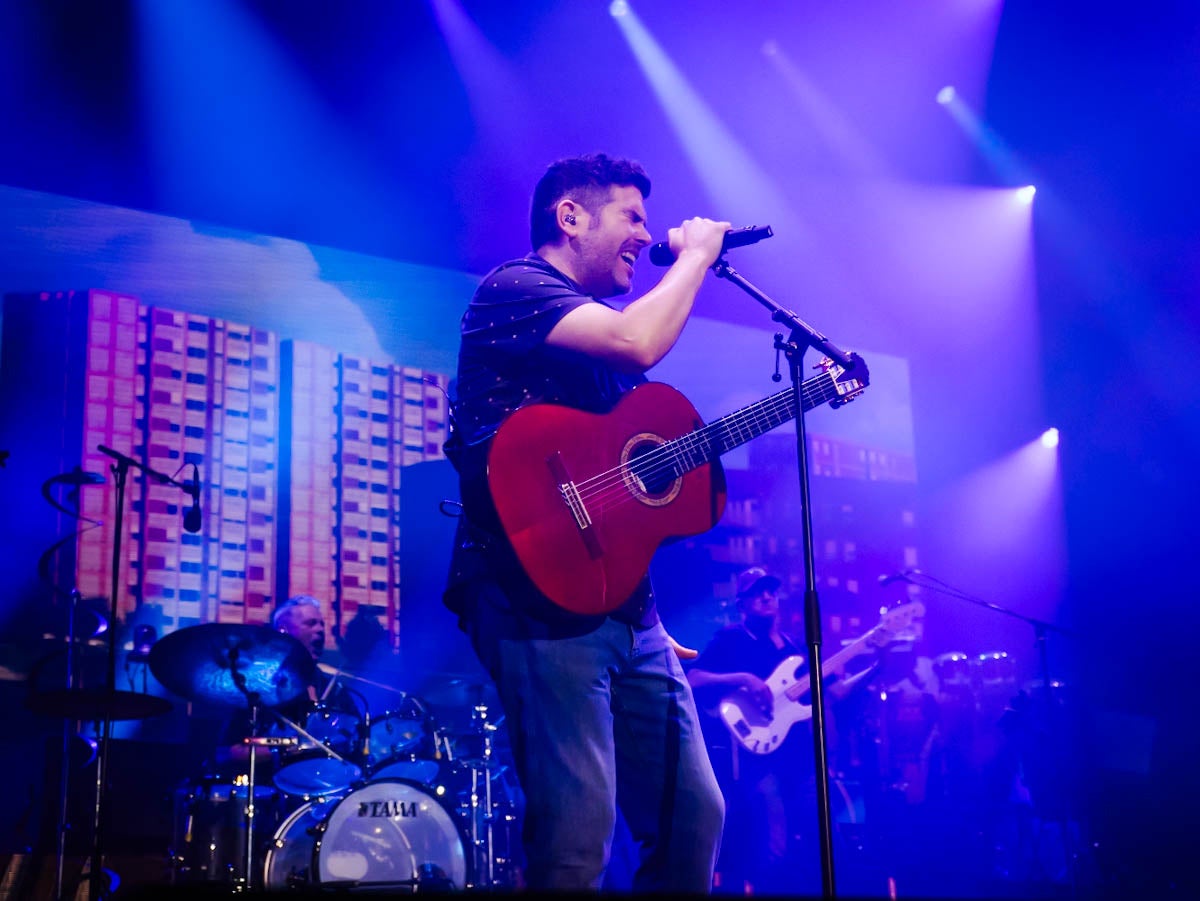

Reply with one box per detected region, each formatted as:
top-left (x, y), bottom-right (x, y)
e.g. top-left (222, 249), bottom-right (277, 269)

top-left (444, 254), bottom-right (655, 630)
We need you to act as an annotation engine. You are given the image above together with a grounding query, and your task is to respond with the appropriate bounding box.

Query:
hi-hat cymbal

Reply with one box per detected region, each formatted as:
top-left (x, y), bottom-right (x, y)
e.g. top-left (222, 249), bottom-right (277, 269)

top-left (26, 688), bottom-right (172, 721)
top-left (149, 623), bottom-right (316, 708)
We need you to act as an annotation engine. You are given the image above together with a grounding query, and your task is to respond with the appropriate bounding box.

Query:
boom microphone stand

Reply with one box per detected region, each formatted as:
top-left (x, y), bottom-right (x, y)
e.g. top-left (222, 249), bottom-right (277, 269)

top-left (90, 445), bottom-right (195, 901)
top-left (711, 256), bottom-right (862, 900)
top-left (885, 569), bottom-right (1079, 893)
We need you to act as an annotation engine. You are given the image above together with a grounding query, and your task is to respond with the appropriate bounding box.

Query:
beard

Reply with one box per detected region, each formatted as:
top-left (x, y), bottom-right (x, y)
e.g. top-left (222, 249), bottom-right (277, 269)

top-left (742, 612), bottom-right (775, 637)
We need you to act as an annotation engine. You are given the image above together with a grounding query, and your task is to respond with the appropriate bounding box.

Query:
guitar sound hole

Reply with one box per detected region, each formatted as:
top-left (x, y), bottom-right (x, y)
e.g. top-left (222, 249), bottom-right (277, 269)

top-left (628, 441), bottom-right (675, 498)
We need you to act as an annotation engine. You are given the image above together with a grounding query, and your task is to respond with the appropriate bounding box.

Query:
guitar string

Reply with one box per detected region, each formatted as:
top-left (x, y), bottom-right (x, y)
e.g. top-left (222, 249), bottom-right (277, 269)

top-left (580, 379), bottom-right (832, 515)
top-left (574, 384), bottom-right (804, 504)
top-left (570, 377), bottom-right (838, 517)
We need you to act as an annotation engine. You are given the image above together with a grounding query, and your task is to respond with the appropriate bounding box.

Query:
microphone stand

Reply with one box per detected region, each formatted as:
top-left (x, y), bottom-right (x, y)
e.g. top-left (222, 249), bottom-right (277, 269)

top-left (892, 570), bottom-right (1073, 696)
top-left (892, 569), bottom-right (1079, 893)
top-left (90, 445), bottom-right (193, 901)
top-left (711, 257), bottom-right (859, 900)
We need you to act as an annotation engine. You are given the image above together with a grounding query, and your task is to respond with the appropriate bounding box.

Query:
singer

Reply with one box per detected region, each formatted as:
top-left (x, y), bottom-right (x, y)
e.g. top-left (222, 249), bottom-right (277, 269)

top-left (442, 152), bottom-right (728, 892)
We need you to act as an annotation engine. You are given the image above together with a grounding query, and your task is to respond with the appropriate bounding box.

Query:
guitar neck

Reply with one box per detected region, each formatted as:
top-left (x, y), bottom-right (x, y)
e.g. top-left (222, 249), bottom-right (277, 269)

top-left (665, 372), bottom-right (839, 474)
top-left (781, 626), bottom-right (880, 702)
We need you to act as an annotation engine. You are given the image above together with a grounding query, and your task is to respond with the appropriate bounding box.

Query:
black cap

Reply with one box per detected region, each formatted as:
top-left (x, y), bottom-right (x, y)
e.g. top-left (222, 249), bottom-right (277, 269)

top-left (736, 567), bottom-right (782, 598)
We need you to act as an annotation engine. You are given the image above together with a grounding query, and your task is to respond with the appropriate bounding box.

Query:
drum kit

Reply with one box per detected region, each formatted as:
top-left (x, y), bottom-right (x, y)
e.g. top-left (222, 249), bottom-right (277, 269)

top-left (146, 622), bottom-right (523, 893)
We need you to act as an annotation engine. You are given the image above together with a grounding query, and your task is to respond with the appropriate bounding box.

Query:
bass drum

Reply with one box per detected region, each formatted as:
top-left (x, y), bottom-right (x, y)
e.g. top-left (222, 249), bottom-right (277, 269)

top-left (263, 779), bottom-right (467, 891)
top-left (262, 792), bottom-right (341, 889)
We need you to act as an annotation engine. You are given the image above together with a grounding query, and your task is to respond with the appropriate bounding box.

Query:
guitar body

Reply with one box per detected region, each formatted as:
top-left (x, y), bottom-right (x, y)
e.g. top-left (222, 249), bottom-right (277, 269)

top-left (718, 654), bottom-right (812, 755)
top-left (487, 382), bottom-right (727, 615)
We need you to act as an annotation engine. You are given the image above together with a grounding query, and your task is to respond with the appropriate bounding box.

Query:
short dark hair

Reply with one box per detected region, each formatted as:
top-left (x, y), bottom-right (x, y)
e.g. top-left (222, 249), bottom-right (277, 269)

top-left (529, 153), bottom-right (651, 250)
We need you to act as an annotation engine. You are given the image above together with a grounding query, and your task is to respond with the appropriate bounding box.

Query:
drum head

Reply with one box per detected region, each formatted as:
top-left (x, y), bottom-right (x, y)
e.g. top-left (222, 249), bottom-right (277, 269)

top-left (273, 705), bottom-right (365, 797)
top-left (370, 756), bottom-right (441, 785)
top-left (273, 755), bottom-right (363, 798)
top-left (367, 709), bottom-right (427, 764)
top-left (316, 779), bottom-right (467, 889)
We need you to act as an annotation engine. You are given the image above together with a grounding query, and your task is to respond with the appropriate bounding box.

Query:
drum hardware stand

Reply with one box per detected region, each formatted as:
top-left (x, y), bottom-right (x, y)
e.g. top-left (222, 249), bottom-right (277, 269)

top-left (54, 588), bottom-right (84, 901)
top-left (227, 654), bottom-right (345, 892)
top-left (712, 256), bottom-right (865, 900)
top-left (228, 656), bottom-right (265, 893)
top-left (461, 701), bottom-right (504, 889)
top-left (33, 471), bottom-right (107, 901)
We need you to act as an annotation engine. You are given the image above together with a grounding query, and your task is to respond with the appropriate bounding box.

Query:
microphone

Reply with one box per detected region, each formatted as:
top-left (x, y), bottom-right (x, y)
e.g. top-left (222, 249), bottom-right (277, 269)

top-left (648, 224), bottom-right (773, 266)
top-left (183, 463), bottom-right (202, 534)
top-left (878, 569), bottom-right (919, 586)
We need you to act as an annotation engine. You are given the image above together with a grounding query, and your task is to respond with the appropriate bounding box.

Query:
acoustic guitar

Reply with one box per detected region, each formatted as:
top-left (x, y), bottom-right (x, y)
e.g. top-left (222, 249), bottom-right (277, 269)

top-left (486, 354), bottom-right (869, 615)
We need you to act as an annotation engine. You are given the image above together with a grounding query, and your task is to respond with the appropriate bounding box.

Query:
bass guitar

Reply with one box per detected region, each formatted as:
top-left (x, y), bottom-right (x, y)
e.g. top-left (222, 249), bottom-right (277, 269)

top-left (718, 601), bottom-right (925, 755)
top-left (486, 354), bottom-right (868, 615)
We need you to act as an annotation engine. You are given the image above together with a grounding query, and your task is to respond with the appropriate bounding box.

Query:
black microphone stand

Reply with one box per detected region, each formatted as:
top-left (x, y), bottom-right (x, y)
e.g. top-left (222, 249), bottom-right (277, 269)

top-left (90, 445), bottom-right (194, 901)
top-left (890, 570), bottom-right (1079, 892)
top-left (711, 256), bottom-right (860, 900)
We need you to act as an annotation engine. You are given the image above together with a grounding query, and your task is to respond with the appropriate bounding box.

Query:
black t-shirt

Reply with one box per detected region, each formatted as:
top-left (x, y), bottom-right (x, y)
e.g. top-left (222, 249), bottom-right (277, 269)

top-left (453, 254), bottom-right (644, 446)
top-left (444, 254), bottom-right (655, 630)
top-left (691, 624), bottom-right (814, 780)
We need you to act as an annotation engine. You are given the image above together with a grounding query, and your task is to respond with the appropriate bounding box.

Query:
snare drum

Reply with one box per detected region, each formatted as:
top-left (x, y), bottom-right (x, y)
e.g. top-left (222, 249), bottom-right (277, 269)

top-left (273, 704), bottom-right (365, 797)
top-left (263, 778), bottom-right (468, 890)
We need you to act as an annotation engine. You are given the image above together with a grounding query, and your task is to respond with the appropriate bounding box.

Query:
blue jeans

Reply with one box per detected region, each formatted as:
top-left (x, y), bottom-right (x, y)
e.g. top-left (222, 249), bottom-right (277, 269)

top-left (467, 596), bottom-right (725, 892)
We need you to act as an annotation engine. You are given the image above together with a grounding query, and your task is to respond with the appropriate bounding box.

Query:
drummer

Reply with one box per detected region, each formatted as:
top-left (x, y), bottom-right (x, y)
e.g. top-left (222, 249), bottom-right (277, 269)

top-left (209, 596), bottom-right (364, 781)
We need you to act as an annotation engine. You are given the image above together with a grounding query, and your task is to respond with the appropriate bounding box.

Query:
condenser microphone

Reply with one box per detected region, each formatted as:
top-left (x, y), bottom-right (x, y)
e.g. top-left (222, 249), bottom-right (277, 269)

top-left (183, 463), bottom-right (202, 534)
top-left (648, 224), bottom-right (774, 266)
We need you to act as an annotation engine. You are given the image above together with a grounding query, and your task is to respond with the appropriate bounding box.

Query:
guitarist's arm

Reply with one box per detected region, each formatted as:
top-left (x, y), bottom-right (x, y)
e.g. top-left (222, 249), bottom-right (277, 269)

top-left (543, 217), bottom-right (730, 373)
top-left (687, 668), bottom-right (773, 717)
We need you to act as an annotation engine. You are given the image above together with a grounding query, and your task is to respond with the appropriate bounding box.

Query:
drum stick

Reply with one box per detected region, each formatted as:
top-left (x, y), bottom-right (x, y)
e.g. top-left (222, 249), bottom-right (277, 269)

top-left (317, 662), bottom-right (408, 694)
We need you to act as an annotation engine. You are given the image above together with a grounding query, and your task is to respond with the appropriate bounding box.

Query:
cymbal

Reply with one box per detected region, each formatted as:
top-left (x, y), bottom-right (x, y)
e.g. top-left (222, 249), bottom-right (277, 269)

top-left (149, 623), bottom-right (316, 708)
top-left (26, 688), bottom-right (172, 721)
top-left (419, 673), bottom-right (500, 712)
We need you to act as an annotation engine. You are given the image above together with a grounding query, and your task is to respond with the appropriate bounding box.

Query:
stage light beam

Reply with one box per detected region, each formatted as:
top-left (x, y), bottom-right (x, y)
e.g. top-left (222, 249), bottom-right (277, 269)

top-left (1017, 185), bottom-right (1037, 204)
top-left (1041, 427), bottom-right (1059, 449)
top-left (937, 85), bottom-right (957, 105)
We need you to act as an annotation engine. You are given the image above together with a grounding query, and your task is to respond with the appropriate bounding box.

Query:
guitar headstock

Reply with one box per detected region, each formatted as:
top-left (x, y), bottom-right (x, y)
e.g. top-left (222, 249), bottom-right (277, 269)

top-left (866, 601), bottom-right (925, 648)
top-left (815, 351), bottom-right (870, 408)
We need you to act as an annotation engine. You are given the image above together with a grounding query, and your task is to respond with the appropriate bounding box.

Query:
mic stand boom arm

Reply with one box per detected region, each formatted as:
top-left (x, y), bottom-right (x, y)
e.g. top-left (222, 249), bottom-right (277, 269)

top-left (710, 256), bottom-right (863, 900)
top-left (87, 445), bottom-right (195, 900)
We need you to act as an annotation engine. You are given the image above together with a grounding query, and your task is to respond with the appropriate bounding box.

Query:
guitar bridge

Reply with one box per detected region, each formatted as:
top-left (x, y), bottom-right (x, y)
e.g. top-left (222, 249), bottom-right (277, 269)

top-left (548, 451), bottom-right (603, 560)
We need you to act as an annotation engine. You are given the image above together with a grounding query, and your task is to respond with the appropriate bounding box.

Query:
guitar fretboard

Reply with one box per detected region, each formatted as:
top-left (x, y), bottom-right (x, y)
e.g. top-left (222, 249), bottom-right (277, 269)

top-left (663, 372), bottom-right (843, 476)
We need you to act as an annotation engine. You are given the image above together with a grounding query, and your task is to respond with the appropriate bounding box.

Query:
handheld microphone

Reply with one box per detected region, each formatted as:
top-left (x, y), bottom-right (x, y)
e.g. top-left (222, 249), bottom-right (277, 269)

top-left (183, 463), bottom-right (202, 534)
top-left (648, 224), bottom-right (774, 266)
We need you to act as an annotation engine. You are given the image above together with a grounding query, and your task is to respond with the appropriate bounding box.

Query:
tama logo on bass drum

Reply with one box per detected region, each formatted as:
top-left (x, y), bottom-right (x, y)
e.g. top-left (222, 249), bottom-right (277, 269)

top-left (358, 798), bottom-right (419, 818)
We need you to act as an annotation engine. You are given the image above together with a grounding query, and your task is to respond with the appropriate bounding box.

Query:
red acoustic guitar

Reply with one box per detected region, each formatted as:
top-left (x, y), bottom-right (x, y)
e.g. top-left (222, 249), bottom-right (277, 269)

top-left (486, 354), bottom-right (869, 615)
